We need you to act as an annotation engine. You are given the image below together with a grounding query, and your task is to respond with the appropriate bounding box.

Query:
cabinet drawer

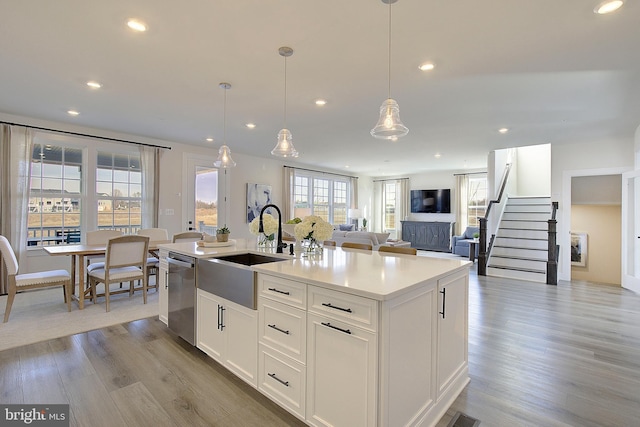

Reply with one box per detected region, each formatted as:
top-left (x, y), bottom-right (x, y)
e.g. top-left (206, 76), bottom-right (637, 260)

top-left (258, 274), bottom-right (307, 309)
top-left (308, 286), bottom-right (378, 332)
top-left (259, 298), bottom-right (306, 363)
top-left (258, 345), bottom-right (306, 419)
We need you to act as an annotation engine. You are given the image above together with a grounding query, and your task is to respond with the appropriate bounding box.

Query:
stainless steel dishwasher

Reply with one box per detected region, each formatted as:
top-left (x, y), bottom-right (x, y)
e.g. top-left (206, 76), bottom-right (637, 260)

top-left (167, 252), bottom-right (196, 345)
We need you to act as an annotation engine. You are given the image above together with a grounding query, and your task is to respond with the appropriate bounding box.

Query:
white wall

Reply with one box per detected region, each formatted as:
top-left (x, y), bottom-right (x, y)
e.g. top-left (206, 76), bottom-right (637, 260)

top-left (516, 144), bottom-right (550, 196)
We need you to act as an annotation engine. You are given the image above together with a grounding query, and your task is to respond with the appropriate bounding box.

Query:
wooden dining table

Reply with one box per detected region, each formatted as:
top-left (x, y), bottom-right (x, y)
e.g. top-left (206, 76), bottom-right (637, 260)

top-left (44, 240), bottom-right (170, 309)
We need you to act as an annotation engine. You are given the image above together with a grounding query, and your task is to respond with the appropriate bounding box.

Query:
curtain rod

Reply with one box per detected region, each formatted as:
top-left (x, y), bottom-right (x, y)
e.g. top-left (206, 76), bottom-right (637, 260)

top-left (1, 121), bottom-right (172, 150)
top-left (284, 165), bottom-right (358, 179)
top-left (373, 177), bottom-right (409, 182)
top-left (453, 171), bottom-right (486, 176)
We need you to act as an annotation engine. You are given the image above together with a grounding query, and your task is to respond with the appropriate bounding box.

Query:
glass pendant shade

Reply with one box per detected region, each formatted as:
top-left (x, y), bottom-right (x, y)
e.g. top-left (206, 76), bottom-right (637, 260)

top-left (271, 128), bottom-right (298, 158)
top-left (213, 144), bottom-right (236, 168)
top-left (371, 98), bottom-right (408, 140)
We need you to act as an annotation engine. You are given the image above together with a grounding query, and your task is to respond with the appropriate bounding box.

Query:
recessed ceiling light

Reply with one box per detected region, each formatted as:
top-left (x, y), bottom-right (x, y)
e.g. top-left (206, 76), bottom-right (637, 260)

top-left (67, 110), bottom-right (79, 116)
top-left (418, 62), bottom-right (435, 71)
top-left (127, 19), bottom-right (147, 32)
top-left (206, 137), bottom-right (213, 142)
top-left (594, 0), bottom-right (624, 14)
top-left (498, 127), bottom-right (509, 134)
top-left (434, 153), bottom-right (442, 159)
top-left (315, 99), bottom-right (327, 106)
top-left (246, 123), bottom-right (256, 129)
top-left (86, 81), bottom-right (102, 89)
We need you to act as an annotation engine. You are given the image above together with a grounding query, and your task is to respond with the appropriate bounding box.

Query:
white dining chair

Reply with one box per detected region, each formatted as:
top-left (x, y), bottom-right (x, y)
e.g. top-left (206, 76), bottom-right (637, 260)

top-left (137, 228), bottom-right (169, 289)
top-left (1, 235), bottom-right (71, 322)
top-left (85, 229), bottom-right (124, 274)
top-left (172, 231), bottom-right (203, 243)
top-left (88, 235), bottom-right (149, 312)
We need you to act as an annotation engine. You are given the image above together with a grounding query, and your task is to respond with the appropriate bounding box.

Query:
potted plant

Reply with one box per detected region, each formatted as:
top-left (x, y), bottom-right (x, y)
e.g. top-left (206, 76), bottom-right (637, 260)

top-left (361, 218), bottom-right (368, 231)
top-left (216, 225), bottom-right (230, 242)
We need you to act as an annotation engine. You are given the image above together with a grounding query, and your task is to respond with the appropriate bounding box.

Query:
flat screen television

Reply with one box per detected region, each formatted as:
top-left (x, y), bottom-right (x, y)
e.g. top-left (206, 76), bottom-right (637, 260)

top-left (410, 189), bottom-right (451, 213)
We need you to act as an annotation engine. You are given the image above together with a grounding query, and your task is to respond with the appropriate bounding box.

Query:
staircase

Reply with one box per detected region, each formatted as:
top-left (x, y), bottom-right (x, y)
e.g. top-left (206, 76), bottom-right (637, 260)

top-left (487, 196), bottom-right (551, 283)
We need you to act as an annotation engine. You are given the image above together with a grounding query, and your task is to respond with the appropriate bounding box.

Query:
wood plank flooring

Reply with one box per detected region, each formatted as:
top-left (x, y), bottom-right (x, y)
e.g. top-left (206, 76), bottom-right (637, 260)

top-left (2, 270), bottom-right (640, 426)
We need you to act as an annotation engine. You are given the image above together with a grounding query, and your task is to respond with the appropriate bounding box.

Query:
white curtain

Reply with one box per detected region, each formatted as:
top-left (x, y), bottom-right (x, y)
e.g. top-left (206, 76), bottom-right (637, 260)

top-left (373, 180), bottom-right (384, 233)
top-left (349, 176), bottom-right (358, 210)
top-left (139, 146), bottom-right (160, 228)
top-left (283, 166), bottom-right (295, 221)
top-left (396, 178), bottom-right (409, 240)
top-left (455, 174), bottom-right (469, 235)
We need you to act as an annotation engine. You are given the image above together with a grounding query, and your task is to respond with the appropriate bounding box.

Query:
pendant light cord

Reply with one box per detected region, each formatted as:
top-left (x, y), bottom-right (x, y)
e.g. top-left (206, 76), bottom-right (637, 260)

top-left (388, 0), bottom-right (392, 100)
top-left (283, 54), bottom-right (288, 128)
top-left (223, 86), bottom-right (227, 143)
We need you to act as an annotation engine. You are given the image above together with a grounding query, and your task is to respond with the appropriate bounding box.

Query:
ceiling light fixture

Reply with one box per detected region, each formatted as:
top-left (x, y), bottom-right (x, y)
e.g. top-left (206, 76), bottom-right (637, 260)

top-left (315, 99), bottom-right (327, 106)
top-left (86, 81), bottom-right (102, 89)
top-left (371, 0), bottom-right (408, 140)
top-left (213, 83), bottom-right (237, 168)
top-left (206, 137), bottom-right (213, 142)
top-left (67, 110), bottom-right (79, 116)
top-left (127, 19), bottom-right (147, 32)
top-left (271, 46), bottom-right (299, 158)
top-left (418, 62), bottom-right (435, 71)
top-left (594, 0), bottom-right (624, 14)
top-left (498, 127), bottom-right (509, 134)
top-left (246, 123), bottom-right (256, 129)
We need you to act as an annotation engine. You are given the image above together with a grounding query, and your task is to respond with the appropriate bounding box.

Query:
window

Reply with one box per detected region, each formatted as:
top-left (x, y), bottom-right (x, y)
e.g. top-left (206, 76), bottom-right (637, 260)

top-left (467, 175), bottom-right (487, 227)
top-left (28, 144), bottom-right (82, 246)
top-left (384, 182), bottom-right (396, 231)
top-left (96, 152), bottom-right (142, 234)
top-left (292, 171), bottom-right (352, 224)
top-left (27, 134), bottom-right (145, 247)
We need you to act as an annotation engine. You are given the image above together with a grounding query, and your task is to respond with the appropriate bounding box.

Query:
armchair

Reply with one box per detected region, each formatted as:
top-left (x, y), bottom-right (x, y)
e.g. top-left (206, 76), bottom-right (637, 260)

top-left (452, 226), bottom-right (479, 258)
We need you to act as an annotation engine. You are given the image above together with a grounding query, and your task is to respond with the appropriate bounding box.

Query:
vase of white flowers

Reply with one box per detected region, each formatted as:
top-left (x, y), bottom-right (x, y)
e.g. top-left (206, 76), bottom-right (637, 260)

top-left (294, 215), bottom-right (334, 256)
top-left (249, 213), bottom-right (278, 249)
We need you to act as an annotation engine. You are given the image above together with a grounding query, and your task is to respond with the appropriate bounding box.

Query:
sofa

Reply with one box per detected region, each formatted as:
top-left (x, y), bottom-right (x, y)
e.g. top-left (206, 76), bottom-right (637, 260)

top-left (329, 230), bottom-right (391, 250)
top-left (452, 226), bottom-right (479, 258)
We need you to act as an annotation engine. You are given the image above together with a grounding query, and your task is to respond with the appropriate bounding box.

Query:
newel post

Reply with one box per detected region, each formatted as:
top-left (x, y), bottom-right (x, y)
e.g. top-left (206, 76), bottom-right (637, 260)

top-left (478, 217), bottom-right (487, 276)
top-left (547, 218), bottom-right (558, 285)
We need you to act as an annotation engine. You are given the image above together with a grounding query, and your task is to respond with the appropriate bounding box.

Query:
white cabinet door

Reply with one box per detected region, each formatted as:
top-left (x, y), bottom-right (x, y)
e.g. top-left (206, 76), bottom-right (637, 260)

top-left (196, 289), bottom-right (225, 362)
top-left (436, 270), bottom-right (468, 397)
top-left (196, 289), bottom-right (258, 387)
top-left (306, 313), bottom-right (377, 427)
top-left (223, 300), bottom-right (258, 386)
top-left (158, 249), bottom-right (169, 325)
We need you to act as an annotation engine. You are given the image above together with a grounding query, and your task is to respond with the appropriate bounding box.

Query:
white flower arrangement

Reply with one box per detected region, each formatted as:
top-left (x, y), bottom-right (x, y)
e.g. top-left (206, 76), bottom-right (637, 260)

top-left (294, 215), bottom-right (334, 242)
top-left (249, 213), bottom-right (278, 238)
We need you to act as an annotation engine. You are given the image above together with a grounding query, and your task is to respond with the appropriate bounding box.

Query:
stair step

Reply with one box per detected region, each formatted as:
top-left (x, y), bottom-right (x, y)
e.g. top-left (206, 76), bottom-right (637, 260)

top-left (486, 266), bottom-right (546, 283)
top-left (488, 255), bottom-right (547, 270)
top-left (494, 237), bottom-right (548, 250)
top-left (491, 246), bottom-right (548, 260)
top-left (497, 229), bottom-right (547, 239)
top-left (504, 204), bottom-right (551, 213)
top-left (502, 212), bottom-right (551, 221)
top-left (506, 197), bottom-right (551, 205)
top-left (499, 220), bottom-right (548, 230)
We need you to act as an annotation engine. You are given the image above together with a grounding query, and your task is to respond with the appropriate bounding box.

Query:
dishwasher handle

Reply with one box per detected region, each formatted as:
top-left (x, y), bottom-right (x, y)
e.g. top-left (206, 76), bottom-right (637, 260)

top-left (167, 257), bottom-right (195, 269)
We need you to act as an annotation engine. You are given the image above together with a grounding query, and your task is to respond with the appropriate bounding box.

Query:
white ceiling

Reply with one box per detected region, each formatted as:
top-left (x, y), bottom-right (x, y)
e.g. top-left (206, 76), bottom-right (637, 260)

top-left (1, 0), bottom-right (639, 177)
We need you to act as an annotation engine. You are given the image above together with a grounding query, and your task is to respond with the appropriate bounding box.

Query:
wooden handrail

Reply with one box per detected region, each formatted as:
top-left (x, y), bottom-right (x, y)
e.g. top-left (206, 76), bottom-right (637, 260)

top-left (484, 162), bottom-right (512, 220)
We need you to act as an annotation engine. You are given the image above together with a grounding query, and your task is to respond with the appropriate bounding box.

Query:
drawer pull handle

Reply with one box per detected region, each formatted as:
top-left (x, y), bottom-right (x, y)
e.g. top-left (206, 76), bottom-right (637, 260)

top-left (268, 324), bottom-right (290, 335)
top-left (322, 302), bottom-right (352, 313)
top-left (321, 322), bottom-right (351, 335)
top-left (268, 372), bottom-right (289, 387)
top-left (268, 287), bottom-right (290, 295)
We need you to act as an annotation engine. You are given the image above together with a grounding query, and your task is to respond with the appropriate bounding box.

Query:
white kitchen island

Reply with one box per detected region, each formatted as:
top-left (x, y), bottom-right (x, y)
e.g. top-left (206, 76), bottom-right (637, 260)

top-left (158, 242), bottom-right (470, 427)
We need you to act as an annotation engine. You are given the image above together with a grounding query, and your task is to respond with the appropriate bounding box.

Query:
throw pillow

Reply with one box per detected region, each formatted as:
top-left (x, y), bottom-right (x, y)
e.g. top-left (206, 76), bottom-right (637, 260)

top-left (375, 232), bottom-right (390, 244)
top-left (339, 224), bottom-right (354, 231)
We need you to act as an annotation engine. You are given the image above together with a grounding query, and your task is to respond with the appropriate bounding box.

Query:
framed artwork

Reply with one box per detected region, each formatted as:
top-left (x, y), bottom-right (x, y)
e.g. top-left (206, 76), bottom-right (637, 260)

top-left (570, 232), bottom-right (587, 267)
top-left (247, 183), bottom-right (272, 223)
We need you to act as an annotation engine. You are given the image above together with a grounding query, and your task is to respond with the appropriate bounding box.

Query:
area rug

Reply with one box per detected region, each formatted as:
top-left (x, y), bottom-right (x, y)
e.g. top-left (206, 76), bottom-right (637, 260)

top-left (0, 285), bottom-right (158, 351)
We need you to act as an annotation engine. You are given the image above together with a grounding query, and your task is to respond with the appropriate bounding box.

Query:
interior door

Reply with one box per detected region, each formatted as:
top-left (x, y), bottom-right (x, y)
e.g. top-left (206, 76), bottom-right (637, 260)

top-left (621, 170), bottom-right (640, 293)
top-left (183, 154), bottom-right (219, 234)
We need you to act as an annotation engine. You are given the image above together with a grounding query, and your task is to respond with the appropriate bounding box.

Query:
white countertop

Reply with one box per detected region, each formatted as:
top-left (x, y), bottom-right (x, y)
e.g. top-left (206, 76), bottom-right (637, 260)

top-left (159, 241), bottom-right (470, 300)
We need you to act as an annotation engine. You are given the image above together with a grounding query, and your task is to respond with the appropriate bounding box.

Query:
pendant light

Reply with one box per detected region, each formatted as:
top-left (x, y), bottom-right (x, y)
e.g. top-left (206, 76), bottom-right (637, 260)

top-left (371, 0), bottom-right (408, 140)
top-left (271, 46), bottom-right (299, 158)
top-left (213, 82), bottom-right (237, 168)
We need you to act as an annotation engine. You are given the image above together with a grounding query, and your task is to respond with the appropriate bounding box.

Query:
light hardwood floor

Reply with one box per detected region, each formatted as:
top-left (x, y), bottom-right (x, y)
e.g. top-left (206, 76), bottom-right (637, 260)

top-left (2, 269), bottom-right (640, 426)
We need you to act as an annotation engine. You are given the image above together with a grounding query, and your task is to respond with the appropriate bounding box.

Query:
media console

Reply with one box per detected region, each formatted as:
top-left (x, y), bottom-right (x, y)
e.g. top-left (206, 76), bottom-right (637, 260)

top-left (401, 221), bottom-right (454, 252)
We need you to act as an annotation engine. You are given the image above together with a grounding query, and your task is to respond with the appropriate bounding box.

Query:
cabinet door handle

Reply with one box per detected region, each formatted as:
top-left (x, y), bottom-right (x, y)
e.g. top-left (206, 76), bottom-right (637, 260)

top-left (322, 302), bottom-right (352, 313)
top-left (268, 372), bottom-right (289, 387)
top-left (268, 324), bottom-right (290, 335)
top-left (321, 322), bottom-right (351, 335)
top-left (165, 271), bottom-right (168, 289)
top-left (217, 304), bottom-right (226, 330)
top-left (268, 287), bottom-right (290, 295)
top-left (439, 288), bottom-right (446, 319)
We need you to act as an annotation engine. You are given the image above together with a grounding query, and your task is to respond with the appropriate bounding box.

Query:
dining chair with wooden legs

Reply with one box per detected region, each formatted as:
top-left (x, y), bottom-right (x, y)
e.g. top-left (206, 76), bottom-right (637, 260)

top-left (378, 245), bottom-right (418, 255)
top-left (172, 231), bottom-right (203, 243)
top-left (1, 235), bottom-right (71, 322)
top-left (88, 235), bottom-right (149, 312)
top-left (341, 242), bottom-right (373, 250)
top-left (137, 228), bottom-right (169, 290)
top-left (323, 240), bottom-right (337, 247)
